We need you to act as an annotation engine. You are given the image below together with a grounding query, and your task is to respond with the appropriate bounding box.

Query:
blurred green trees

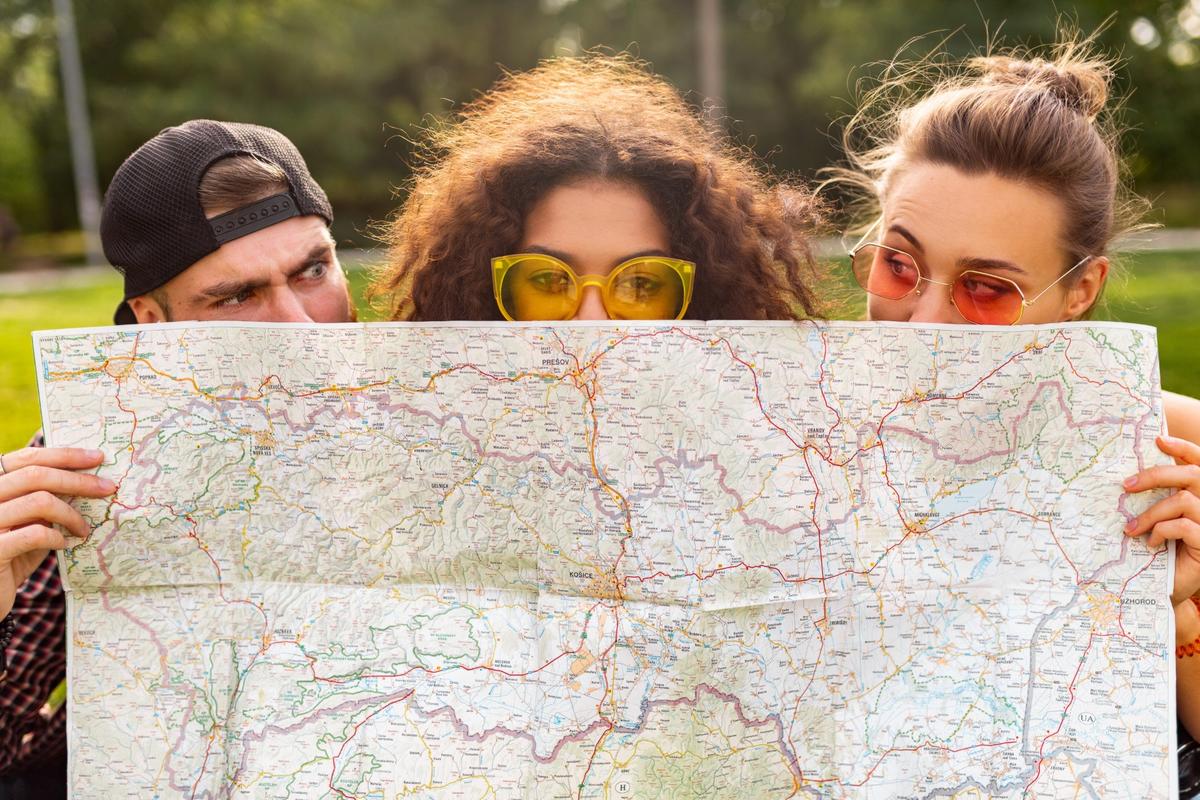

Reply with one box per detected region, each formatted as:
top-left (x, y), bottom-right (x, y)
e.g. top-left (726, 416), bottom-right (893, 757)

top-left (2, 0), bottom-right (1199, 246)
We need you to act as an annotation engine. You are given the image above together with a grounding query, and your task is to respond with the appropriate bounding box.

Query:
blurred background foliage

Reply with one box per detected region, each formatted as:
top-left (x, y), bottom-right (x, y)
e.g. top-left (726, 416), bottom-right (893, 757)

top-left (1, 0), bottom-right (1198, 451)
top-left (2, 0), bottom-right (1200, 253)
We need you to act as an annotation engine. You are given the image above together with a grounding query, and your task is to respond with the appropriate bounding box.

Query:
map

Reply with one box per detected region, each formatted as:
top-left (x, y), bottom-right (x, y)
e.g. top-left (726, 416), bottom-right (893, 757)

top-left (34, 321), bottom-right (1174, 799)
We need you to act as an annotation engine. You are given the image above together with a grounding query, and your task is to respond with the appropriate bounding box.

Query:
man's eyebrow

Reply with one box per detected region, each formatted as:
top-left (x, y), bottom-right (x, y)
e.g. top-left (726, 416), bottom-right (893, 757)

top-left (286, 243), bottom-right (334, 278)
top-left (197, 277), bottom-right (267, 301)
top-left (887, 224), bottom-right (924, 253)
top-left (196, 243), bottom-right (333, 301)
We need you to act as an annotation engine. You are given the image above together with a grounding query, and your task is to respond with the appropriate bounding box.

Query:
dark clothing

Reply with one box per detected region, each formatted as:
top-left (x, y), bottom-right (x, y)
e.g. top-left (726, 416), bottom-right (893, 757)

top-left (0, 432), bottom-right (67, 785)
top-left (0, 552), bottom-right (65, 776)
top-left (0, 752), bottom-right (66, 800)
top-left (1183, 721), bottom-right (1200, 799)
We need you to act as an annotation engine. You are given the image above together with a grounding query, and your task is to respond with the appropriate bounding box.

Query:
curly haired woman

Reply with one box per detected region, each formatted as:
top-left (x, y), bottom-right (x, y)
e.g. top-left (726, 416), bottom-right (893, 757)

top-left (370, 54), bottom-right (823, 323)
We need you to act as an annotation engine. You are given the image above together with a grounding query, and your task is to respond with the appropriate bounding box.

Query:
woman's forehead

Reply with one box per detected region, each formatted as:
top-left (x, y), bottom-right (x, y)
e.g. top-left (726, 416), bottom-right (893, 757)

top-left (520, 180), bottom-right (669, 258)
top-left (883, 163), bottom-right (1067, 275)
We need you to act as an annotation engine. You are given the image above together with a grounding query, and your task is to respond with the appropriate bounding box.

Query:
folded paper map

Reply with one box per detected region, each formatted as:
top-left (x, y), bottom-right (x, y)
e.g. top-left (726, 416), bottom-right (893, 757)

top-left (34, 321), bottom-right (1175, 799)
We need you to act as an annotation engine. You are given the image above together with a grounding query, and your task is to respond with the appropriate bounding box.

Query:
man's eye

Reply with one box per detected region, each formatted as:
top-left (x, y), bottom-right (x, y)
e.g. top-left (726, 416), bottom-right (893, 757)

top-left (215, 290), bottom-right (252, 308)
top-left (301, 261), bottom-right (328, 280)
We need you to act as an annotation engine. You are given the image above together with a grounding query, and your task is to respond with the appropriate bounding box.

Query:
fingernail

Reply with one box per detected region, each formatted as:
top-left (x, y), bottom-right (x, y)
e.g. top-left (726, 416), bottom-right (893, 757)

top-left (1123, 476), bottom-right (1137, 489)
top-left (85, 449), bottom-right (104, 459)
top-left (99, 478), bottom-right (117, 492)
top-left (1124, 517), bottom-right (1137, 533)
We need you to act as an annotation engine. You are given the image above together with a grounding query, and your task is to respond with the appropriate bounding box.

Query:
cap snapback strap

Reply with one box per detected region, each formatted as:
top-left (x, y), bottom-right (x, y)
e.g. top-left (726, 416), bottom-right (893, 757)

top-left (209, 192), bottom-right (302, 245)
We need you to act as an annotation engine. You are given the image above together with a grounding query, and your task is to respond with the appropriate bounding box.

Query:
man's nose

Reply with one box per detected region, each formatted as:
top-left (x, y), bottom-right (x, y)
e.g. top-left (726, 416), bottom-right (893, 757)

top-left (263, 290), bottom-right (315, 323)
top-left (572, 287), bottom-right (608, 320)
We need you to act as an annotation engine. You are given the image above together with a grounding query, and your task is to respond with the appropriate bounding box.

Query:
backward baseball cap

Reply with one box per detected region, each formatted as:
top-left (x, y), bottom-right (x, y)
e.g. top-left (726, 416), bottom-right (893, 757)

top-left (101, 120), bottom-right (333, 324)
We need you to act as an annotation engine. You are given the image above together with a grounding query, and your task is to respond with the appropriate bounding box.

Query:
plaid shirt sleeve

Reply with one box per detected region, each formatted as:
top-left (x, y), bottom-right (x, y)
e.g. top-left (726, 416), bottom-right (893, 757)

top-left (0, 432), bottom-right (68, 774)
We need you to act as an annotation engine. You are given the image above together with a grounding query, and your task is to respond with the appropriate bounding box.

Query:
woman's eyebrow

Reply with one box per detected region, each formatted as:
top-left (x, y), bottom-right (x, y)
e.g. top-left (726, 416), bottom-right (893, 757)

top-left (522, 245), bottom-right (575, 262)
top-left (959, 257), bottom-right (1028, 276)
top-left (609, 249), bottom-right (670, 267)
top-left (887, 224), bottom-right (924, 253)
top-left (885, 225), bottom-right (1029, 276)
top-left (522, 245), bottom-right (672, 268)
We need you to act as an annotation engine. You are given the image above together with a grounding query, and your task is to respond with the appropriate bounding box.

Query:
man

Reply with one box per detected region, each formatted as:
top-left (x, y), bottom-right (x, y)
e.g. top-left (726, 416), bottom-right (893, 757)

top-left (0, 120), bottom-right (354, 797)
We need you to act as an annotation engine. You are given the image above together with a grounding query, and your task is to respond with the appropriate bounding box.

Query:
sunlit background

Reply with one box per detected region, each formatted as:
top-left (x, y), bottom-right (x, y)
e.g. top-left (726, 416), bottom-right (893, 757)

top-left (0, 0), bottom-right (1197, 450)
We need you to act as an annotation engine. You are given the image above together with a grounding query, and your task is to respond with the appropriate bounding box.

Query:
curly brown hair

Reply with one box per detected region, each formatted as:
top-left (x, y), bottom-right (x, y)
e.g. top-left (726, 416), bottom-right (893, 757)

top-left (370, 54), bottom-right (824, 321)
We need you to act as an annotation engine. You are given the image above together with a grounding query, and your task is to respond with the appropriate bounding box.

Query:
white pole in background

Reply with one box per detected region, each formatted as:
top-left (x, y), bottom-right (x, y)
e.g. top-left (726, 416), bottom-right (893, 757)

top-left (697, 0), bottom-right (725, 127)
top-left (52, 0), bottom-right (103, 266)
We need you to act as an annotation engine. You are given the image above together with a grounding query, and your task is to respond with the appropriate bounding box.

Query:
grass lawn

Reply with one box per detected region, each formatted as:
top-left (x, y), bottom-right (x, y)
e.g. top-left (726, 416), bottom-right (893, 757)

top-left (1101, 251), bottom-right (1200, 400)
top-left (1, 253), bottom-right (1196, 453)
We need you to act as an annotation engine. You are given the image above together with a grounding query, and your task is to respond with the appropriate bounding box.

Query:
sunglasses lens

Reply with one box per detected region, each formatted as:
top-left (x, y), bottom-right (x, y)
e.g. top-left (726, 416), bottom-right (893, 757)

top-left (952, 271), bottom-right (1025, 324)
top-left (499, 257), bottom-right (579, 321)
top-left (852, 245), bottom-right (919, 300)
top-left (605, 259), bottom-right (687, 320)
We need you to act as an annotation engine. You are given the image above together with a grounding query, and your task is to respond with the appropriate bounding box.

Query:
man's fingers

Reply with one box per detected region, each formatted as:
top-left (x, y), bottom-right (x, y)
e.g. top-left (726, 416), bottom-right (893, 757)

top-left (1, 446), bottom-right (104, 473)
top-left (1147, 517), bottom-right (1200, 551)
top-left (0, 464), bottom-right (116, 504)
top-left (0, 524), bottom-right (68, 569)
top-left (0, 491), bottom-right (92, 539)
top-left (1123, 463), bottom-right (1200, 494)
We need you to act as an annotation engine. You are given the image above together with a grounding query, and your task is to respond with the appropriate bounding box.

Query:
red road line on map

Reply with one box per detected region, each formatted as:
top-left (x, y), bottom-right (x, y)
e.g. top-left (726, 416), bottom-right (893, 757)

top-left (792, 620), bottom-right (827, 708)
top-left (190, 732), bottom-right (216, 800)
top-left (309, 601), bottom-right (606, 684)
top-left (327, 689), bottom-right (416, 799)
top-left (1023, 630), bottom-right (1098, 795)
top-left (53, 354), bottom-right (392, 403)
top-left (110, 493), bottom-right (276, 782)
top-left (1118, 544), bottom-right (1165, 595)
top-left (308, 646), bottom-right (579, 684)
top-left (1062, 337), bottom-right (1149, 410)
top-left (811, 326), bottom-right (845, 451)
top-left (669, 329), bottom-right (808, 453)
top-left (800, 448), bottom-right (831, 626)
top-left (576, 614), bottom-right (622, 799)
top-left (925, 508), bottom-right (1083, 586)
top-left (864, 334), bottom-right (1068, 536)
top-left (535, 330), bottom-right (648, 800)
top-left (1113, 544), bottom-right (1167, 642)
top-left (619, 505), bottom-right (1087, 590)
top-left (796, 737), bottom-right (1021, 787)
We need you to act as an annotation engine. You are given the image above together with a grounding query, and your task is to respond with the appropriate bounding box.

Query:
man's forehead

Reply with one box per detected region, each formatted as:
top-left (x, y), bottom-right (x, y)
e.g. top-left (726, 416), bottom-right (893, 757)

top-left (168, 216), bottom-right (334, 296)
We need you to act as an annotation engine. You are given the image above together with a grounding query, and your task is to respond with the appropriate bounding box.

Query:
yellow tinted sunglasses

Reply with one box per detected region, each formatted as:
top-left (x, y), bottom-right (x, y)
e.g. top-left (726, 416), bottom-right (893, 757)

top-left (491, 253), bottom-right (695, 321)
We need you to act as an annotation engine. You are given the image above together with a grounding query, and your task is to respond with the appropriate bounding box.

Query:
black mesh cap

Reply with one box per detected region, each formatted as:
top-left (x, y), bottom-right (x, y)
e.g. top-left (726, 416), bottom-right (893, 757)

top-left (101, 120), bottom-right (333, 324)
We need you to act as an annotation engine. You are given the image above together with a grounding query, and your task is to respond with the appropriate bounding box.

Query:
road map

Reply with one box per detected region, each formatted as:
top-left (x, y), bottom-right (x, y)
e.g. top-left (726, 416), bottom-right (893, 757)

top-left (34, 321), bottom-right (1174, 799)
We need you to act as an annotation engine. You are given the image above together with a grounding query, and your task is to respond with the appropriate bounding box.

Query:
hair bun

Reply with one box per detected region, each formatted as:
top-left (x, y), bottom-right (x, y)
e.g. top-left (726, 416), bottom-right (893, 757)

top-left (972, 54), bottom-right (1111, 117)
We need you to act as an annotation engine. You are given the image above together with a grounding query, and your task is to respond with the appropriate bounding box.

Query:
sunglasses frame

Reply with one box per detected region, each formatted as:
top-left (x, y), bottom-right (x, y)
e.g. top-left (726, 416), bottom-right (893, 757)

top-left (491, 253), bottom-right (696, 322)
top-left (847, 227), bottom-right (1092, 325)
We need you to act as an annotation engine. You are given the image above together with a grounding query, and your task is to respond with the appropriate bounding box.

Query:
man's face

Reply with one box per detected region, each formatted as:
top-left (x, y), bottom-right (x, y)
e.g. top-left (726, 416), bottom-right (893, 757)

top-left (127, 216), bottom-right (354, 323)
